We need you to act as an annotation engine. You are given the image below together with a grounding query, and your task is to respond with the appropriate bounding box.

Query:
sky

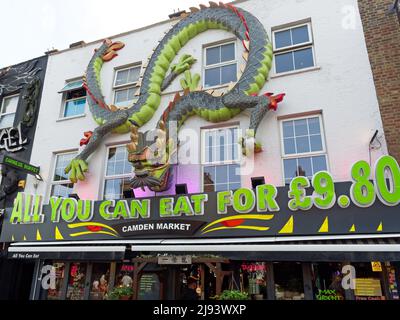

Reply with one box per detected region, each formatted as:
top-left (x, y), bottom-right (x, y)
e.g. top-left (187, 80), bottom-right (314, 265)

top-left (0, 0), bottom-right (227, 67)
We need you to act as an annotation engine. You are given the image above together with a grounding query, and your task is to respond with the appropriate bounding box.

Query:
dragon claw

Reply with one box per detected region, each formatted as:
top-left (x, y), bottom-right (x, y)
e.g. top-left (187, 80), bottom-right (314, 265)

top-left (171, 54), bottom-right (197, 75)
top-left (65, 159), bottom-right (89, 184)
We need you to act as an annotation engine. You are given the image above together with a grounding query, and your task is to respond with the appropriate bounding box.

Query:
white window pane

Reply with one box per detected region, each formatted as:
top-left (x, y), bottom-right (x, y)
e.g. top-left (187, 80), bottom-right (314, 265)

top-left (219, 144), bottom-right (225, 162)
top-left (2, 95), bottom-right (19, 114)
top-left (231, 144), bottom-right (239, 161)
top-left (284, 138), bottom-right (296, 154)
top-left (294, 48), bottom-right (314, 70)
top-left (216, 165), bottom-right (228, 184)
top-left (115, 89), bottom-right (128, 103)
top-left (206, 46), bottom-right (220, 65)
top-left (203, 166), bottom-right (215, 185)
top-left (229, 183), bottom-right (241, 191)
top-left (294, 119), bottom-right (308, 136)
top-left (128, 67), bottom-right (140, 83)
top-left (291, 25), bottom-right (310, 45)
top-left (114, 88), bottom-right (136, 107)
top-left (283, 121), bottom-right (294, 138)
top-left (205, 67), bottom-right (221, 87)
top-left (127, 88), bottom-right (135, 100)
top-left (51, 184), bottom-right (74, 198)
top-left (275, 30), bottom-right (292, 49)
top-left (212, 145), bottom-right (219, 162)
top-left (310, 135), bottom-right (323, 152)
top-left (228, 164), bottom-right (241, 183)
top-left (106, 146), bottom-right (131, 176)
top-left (221, 64), bottom-right (237, 84)
top-left (64, 98), bottom-right (86, 117)
top-left (221, 43), bottom-right (235, 62)
top-left (0, 113), bottom-right (15, 129)
top-left (115, 69), bottom-right (129, 86)
top-left (308, 117), bottom-right (321, 135)
top-left (284, 159), bottom-right (297, 182)
top-left (54, 153), bottom-right (77, 181)
top-left (104, 178), bottom-right (131, 200)
top-left (296, 136), bottom-right (310, 153)
top-left (275, 52), bottom-right (294, 73)
top-left (298, 157), bottom-right (312, 177)
top-left (312, 156), bottom-right (327, 173)
top-left (216, 183), bottom-right (228, 192)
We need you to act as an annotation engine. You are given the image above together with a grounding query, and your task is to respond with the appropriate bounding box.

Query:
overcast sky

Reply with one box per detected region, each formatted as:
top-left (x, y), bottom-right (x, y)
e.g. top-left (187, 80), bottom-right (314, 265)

top-left (0, 0), bottom-right (228, 67)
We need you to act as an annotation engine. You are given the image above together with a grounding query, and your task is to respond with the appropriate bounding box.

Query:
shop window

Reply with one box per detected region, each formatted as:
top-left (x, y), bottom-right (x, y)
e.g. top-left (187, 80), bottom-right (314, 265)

top-left (240, 262), bottom-right (268, 300)
top-left (138, 273), bottom-right (161, 300)
top-left (352, 262), bottom-right (386, 301)
top-left (204, 42), bottom-right (237, 88)
top-left (113, 65), bottom-right (140, 107)
top-left (66, 262), bottom-right (87, 300)
top-left (115, 263), bottom-right (135, 288)
top-left (0, 94), bottom-right (18, 129)
top-left (59, 80), bottom-right (86, 118)
top-left (272, 22), bottom-right (316, 74)
top-left (89, 263), bottom-right (110, 300)
top-left (311, 263), bottom-right (346, 300)
top-left (281, 116), bottom-right (328, 184)
top-left (103, 145), bottom-right (133, 200)
top-left (44, 262), bottom-right (66, 300)
top-left (50, 152), bottom-right (77, 198)
top-left (201, 126), bottom-right (241, 192)
top-left (274, 262), bottom-right (305, 300)
top-left (178, 265), bottom-right (202, 300)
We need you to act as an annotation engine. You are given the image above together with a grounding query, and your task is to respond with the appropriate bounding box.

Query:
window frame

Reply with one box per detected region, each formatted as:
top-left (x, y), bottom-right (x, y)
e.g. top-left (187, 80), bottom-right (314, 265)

top-left (279, 114), bottom-right (329, 184)
top-left (200, 125), bottom-right (242, 192)
top-left (272, 22), bottom-right (316, 75)
top-left (112, 64), bottom-right (141, 107)
top-left (113, 65), bottom-right (141, 89)
top-left (49, 151), bottom-right (78, 199)
top-left (0, 93), bottom-right (19, 129)
top-left (102, 144), bottom-right (133, 200)
top-left (203, 41), bottom-right (238, 89)
top-left (60, 80), bottom-right (87, 119)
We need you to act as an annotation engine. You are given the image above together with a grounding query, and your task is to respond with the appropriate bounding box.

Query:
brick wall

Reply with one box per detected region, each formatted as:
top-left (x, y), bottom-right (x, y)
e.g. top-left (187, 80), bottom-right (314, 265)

top-left (358, 0), bottom-right (400, 161)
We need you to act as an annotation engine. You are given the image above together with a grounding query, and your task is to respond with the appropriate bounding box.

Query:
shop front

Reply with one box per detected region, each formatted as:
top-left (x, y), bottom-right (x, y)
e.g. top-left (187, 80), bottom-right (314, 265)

top-left (10, 244), bottom-right (400, 301)
top-left (3, 156), bottom-right (400, 300)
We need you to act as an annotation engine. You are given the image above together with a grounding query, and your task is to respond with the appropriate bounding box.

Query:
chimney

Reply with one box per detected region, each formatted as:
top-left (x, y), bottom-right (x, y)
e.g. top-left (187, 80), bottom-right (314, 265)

top-left (168, 9), bottom-right (187, 19)
top-left (69, 41), bottom-right (86, 49)
top-left (45, 48), bottom-right (59, 55)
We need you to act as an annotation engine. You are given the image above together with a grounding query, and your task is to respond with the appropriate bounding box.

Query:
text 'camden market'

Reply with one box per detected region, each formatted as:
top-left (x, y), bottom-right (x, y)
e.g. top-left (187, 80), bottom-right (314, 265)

top-left (2, 156), bottom-right (400, 300)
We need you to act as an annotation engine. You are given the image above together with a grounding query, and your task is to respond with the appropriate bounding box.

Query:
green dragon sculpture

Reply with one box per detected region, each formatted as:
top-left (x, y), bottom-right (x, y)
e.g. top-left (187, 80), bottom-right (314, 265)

top-left (65, 2), bottom-right (285, 192)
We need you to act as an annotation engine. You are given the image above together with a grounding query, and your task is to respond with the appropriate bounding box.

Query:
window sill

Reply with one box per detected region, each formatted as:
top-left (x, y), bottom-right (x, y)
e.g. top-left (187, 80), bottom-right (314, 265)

top-left (271, 66), bottom-right (321, 79)
top-left (57, 114), bottom-right (87, 122)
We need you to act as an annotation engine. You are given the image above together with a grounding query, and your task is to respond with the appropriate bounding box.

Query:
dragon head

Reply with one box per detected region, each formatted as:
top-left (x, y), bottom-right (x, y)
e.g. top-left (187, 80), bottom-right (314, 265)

top-left (127, 121), bottom-right (174, 192)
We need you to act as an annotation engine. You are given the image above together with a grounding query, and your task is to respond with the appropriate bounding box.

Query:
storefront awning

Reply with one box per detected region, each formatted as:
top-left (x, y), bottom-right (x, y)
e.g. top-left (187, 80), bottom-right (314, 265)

top-left (129, 238), bottom-right (400, 262)
top-left (7, 245), bottom-right (126, 261)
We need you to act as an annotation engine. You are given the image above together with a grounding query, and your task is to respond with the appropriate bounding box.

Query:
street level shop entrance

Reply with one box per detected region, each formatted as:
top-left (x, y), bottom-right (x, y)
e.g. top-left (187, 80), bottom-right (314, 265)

top-left (12, 236), bottom-right (400, 300)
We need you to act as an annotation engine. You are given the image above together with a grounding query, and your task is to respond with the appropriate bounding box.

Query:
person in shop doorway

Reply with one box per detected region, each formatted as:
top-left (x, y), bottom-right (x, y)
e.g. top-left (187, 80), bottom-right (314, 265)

top-left (181, 278), bottom-right (199, 300)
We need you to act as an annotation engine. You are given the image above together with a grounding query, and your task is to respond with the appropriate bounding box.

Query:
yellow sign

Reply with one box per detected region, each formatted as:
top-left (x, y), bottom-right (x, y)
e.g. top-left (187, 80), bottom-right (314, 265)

top-left (355, 278), bottom-right (383, 297)
top-left (371, 261), bottom-right (382, 272)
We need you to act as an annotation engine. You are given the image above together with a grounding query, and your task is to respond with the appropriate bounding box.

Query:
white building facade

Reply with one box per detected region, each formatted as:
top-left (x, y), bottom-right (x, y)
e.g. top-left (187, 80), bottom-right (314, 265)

top-left (25, 0), bottom-right (386, 201)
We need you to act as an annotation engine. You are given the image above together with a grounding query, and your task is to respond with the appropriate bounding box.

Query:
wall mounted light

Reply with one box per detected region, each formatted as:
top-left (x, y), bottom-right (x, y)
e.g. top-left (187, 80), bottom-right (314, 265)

top-left (123, 189), bottom-right (135, 199)
top-left (251, 177), bottom-right (266, 189)
top-left (175, 184), bottom-right (188, 195)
